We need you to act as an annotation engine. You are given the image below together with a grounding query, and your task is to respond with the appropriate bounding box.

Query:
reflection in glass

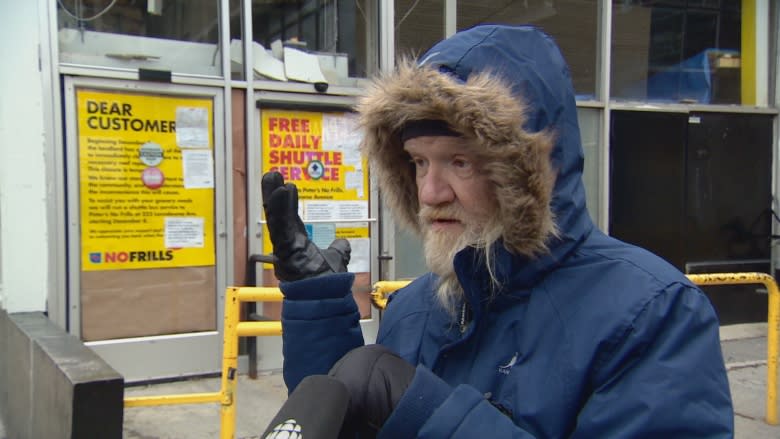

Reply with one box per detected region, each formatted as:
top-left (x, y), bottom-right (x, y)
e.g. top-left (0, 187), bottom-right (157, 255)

top-left (395, 0), bottom-right (445, 58)
top-left (611, 1), bottom-right (742, 104)
top-left (249, 0), bottom-right (375, 85)
top-left (229, 0), bottom-right (244, 80)
top-left (577, 108), bottom-right (600, 226)
top-left (457, 0), bottom-right (598, 100)
top-left (58, 0), bottom-right (222, 76)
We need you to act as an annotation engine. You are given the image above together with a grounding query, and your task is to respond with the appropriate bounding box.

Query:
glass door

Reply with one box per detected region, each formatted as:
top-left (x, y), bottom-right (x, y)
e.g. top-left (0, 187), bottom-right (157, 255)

top-left (249, 92), bottom-right (381, 370)
top-left (64, 77), bottom-right (226, 382)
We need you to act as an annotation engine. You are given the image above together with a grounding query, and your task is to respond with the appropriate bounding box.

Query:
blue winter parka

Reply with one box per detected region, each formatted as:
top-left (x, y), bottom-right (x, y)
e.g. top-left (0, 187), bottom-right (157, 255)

top-left (278, 25), bottom-right (733, 438)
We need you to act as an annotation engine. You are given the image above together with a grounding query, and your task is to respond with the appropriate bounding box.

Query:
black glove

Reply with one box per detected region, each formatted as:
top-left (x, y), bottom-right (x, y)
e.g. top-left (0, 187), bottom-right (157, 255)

top-left (328, 345), bottom-right (416, 438)
top-left (261, 171), bottom-right (351, 281)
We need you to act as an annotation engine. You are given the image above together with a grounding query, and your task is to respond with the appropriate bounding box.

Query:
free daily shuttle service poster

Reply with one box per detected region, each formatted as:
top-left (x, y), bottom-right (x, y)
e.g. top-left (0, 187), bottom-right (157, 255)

top-left (77, 88), bottom-right (215, 271)
top-left (261, 109), bottom-right (371, 272)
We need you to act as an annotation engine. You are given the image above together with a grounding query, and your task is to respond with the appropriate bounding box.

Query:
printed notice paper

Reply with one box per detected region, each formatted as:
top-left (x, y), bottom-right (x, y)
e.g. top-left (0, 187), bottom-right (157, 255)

top-left (165, 217), bottom-right (205, 248)
top-left (182, 149), bottom-right (214, 189)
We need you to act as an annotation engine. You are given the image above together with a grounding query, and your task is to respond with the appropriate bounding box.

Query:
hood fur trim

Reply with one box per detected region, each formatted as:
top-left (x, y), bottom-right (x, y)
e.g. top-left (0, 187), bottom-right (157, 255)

top-left (357, 59), bottom-right (557, 257)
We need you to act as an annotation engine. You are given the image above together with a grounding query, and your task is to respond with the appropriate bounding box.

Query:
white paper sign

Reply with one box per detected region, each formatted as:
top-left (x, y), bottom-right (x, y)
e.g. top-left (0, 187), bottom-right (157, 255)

top-left (182, 149), bottom-right (214, 189)
top-left (345, 171), bottom-right (364, 198)
top-left (176, 107), bottom-right (209, 148)
top-left (322, 114), bottom-right (362, 170)
top-left (347, 238), bottom-right (370, 273)
top-left (165, 217), bottom-right (204, 248)
top-left (322, 114), bottom-right (357, 147)
top-left (303, 200), bottom-right (368, 222)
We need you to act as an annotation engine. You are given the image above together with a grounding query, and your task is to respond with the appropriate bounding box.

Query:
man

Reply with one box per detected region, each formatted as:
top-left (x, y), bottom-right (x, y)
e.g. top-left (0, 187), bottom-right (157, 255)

top-left (261, 24), bottom-right (733, 438)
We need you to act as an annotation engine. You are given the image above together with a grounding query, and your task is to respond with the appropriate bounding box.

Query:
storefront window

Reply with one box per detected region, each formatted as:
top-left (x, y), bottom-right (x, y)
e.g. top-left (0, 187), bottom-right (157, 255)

top-left (611, 1), bottom-right (742, 104)
top-left (577, 108), bottom-right (601, 226)
top-left (58, 0), bottom-right (222, 76)
top-left (249, 0), bottom-right (375, 86)
top-left (395, 0), bottom-right (445, 57)
top-left (229, 0), bottom-right (244, 80)
top-left (457, 0), bottom-right (599, 100)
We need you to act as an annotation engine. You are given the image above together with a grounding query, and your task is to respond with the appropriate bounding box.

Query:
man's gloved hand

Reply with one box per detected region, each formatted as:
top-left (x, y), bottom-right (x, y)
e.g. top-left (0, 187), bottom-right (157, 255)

top-left (328, 345), bottom-right (416, 438)
top-left (262, 171), bottom-right (351, 281)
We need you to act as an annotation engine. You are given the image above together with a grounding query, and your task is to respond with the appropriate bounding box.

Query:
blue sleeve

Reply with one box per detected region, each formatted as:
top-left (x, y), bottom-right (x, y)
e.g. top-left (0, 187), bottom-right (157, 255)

top-left (279, 272), bottom-right (364, 392)
top-left (379, 285), bottom-right (733, 438)
top-left (571, 285), bottom-right (733, 438)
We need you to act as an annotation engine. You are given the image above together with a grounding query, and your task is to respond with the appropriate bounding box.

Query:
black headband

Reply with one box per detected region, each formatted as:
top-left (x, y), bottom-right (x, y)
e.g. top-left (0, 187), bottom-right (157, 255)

top-left (400, 119), bottom-right (460, 143)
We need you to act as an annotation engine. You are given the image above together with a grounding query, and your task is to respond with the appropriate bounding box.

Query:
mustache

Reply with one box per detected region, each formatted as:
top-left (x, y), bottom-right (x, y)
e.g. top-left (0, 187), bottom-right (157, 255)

top-left (418, 205), bottom-right (466, 224)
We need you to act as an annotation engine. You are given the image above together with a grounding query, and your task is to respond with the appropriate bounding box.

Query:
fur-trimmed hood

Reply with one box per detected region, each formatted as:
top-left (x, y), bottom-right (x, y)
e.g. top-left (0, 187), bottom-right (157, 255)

top-left (358, 25), bottom-right (593, 270)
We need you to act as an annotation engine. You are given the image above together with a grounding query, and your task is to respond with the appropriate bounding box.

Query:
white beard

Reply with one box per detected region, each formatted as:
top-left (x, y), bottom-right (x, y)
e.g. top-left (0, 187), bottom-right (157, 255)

top-left (420, 206), bottom-right (500, 316)
top-left (424, 232), bottom-right (464, 317)
top-left (422, 226), bottom-right (470, 278)
top-left (422, 226), bottom-right (469, 314)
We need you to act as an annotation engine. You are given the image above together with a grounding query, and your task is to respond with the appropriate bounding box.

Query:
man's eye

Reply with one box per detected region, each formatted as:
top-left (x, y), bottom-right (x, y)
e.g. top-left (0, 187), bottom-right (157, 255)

top-left (410, 158), bottom-right (427, 168)
top-left (452, 157), bottom-right (475, 171)
top-left (451, 157), bottom-right (475, 177)
top-left (452, 158), bottom-right (469, 168)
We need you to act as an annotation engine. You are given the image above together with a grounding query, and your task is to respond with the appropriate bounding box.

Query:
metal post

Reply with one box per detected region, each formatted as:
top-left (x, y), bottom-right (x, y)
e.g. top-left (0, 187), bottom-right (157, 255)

top-left (220, 287), bottom-right (241, 439)
top-left (687, 272), bottom-right (779, 425)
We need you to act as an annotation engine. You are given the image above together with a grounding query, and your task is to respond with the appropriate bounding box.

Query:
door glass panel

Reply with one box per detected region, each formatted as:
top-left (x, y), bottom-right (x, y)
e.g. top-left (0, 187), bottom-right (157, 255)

top-left (57, 0), bottom-right (222, 76)
top-left (611, 1), bottom-right (743, 104)
top-left (75, 87), bottom-right (217, 340)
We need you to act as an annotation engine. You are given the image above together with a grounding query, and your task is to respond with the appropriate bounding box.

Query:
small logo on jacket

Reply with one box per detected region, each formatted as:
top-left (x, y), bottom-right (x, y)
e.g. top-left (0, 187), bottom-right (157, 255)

top-left (498, 352), bottom-right (519, 375)
top-left (265, 418), bottom-right (302, 438)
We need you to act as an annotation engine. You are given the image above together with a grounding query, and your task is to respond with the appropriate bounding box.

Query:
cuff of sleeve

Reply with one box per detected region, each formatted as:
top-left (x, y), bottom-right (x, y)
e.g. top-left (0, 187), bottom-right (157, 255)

top-left (279, 272), bottom-right (355, 300)
top-left (379, 365), bottom-right (451, 439)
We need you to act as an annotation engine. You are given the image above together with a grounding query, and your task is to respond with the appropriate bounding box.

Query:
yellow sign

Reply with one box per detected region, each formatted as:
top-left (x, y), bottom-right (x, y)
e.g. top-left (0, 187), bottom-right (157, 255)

top-left (261, 110), bottom-right (370, 271)
top-left (78, 89), bottom-right (215, 271)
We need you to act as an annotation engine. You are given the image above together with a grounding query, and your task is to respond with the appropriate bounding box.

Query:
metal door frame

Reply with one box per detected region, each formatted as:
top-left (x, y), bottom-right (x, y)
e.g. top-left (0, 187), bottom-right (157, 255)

top-left (248, 89), bottom-right (383, 371)
top-left (63, 76), bottom-right (227, 382)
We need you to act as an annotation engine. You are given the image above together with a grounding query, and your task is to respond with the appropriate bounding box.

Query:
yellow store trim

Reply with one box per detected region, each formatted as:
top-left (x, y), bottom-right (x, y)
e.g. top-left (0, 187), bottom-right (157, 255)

top-left (741, 0), bottom-right (756, 105)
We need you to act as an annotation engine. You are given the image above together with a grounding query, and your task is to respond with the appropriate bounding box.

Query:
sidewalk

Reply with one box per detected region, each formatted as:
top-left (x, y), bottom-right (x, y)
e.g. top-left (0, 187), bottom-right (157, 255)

top-left (123, 372), bottom-right (286, 439)
top-left (720, 323), bottom-right (778, 438)
top-left (2, 324), bottom-right (778, 438)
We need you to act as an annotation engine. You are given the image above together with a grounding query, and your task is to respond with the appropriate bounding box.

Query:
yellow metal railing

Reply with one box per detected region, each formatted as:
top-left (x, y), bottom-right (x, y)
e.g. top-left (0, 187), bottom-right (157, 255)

top-left (686, 273), bottom-right (779, 425)
top-left (370, 280), bottom-right (413, 310)
top-left (124, 286), bottom-right (284, 439)
top-left (124, 273), bottom-right (780, 436)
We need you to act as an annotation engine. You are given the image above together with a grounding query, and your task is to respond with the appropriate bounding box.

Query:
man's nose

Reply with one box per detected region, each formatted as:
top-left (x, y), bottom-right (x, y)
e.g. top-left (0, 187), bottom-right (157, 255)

top-left (418, 166), bottom-right (455, 206)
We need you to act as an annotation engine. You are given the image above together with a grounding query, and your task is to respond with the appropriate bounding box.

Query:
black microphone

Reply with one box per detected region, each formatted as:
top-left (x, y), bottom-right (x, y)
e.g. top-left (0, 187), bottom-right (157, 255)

top-left (261, 375), bottom-right (350, 439)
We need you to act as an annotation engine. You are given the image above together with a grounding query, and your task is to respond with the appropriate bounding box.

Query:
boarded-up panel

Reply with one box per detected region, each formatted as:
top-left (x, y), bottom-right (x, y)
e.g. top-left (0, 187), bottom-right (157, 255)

top-left (80, 266), bottom-right (215, 341)
top-left (232, 89), bottom-right (248, 286)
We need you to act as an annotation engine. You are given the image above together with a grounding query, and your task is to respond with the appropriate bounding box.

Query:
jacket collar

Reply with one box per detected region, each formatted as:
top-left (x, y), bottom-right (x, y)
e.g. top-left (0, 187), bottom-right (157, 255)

top-left (454, 223), bottom-right (593, 309)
